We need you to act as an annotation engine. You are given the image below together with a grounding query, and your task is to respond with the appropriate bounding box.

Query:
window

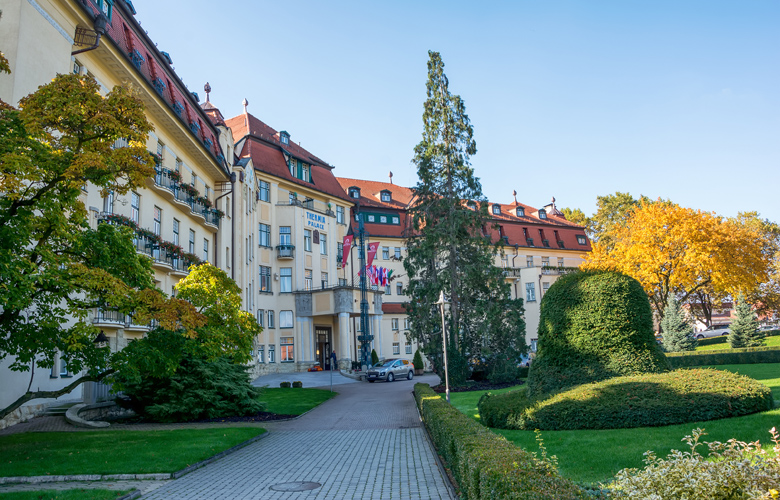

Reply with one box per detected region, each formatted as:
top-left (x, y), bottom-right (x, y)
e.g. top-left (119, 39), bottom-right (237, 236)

top-left (304, 269), bottom-right (312, 291)
top-left (268, 345), bottom-right (275, 363)
top-left (392, 342), bottom-right (400, 355)
top-left (258, 346), bottom-right (264, 363)
top-left (156, 140), bottom-right (164, 160)
top-left (492, 204), bottom-right (501, 215)
top-left (172, 219), bottom-right (179, 246)
top-left (279, 227), bottom-right (291, 246)
top-left (267, 310), bottom-right (275, 328)
top-left (259, 224), bottom-right (271, 247)
top-left (257, 309), bottom-right (264, 327)
top-left (304, 230), bottom-right (312, 252)
top-left (385, 284), bottom-right (391, 295)
top-left (203, 238), bottom-right (209, 262)
top-left (501, 255), bottom-right (509, 268)
top-left (542, 282), bottom-right (550, 296)
top-left (368, 215), bottom-right (375, 222)
top-left (394, 247), bottom-right (401, 260)
top-left (382, 247), bottom-right (390, 260)
top-left (153, 206), bottom-right (161, 235)
top-left (259, 180), bottom-right (270, 202)
top-left (526, 282), bottom-right (536, 302)
top-left (281, 131), bottom-right (290, 145)
top-left (320, 234), bottom-right (327, 255)
top-left (175, 158), bottom-right (182, 173)
top-left (321, 272), bottom-right (328, 289)
top-left (538, 209), bottom-right (547, 219)
top-left (542, 257), bottom-right (550, 267)
top-left (396, 283), bottom-right (403, 295)
top-left (558, 257), bottom-right (565, 267)
top-left (405, 341), bottom-right (412, 354)
top-left (337, 242), bottom-right (343, 262)
top-left (349, 188), bottom-right (360, 199)
top-left (103, 191), bottom-right (114, 214)
top-left (259, 266), bottom-right (271, 292)
top-left (336, 206), bottom-right (345, 224)
top-left (189, 229), bottom-right (195, 253)
top-left (73, 59), bottom-right (84, 75)
top-left (131, 192), bottom-right (140, 223)
top-left (289, 191), bottom-right (297, 204)
top-left (280, 268), bottom-right (292, 293)
top-left (338, 278), bottom-right (348, 286)
top-left (59, 356), bottom-right (69, 377)
top-left (392, 217), bottom-right (399, 224)
top-left (281, 337), bottom-right (294, 362)
top-left (391, 318), bottom-right (399, 330)
top-left (577, 235), bottom-right (587, 245)
top-left (280, 311), bottom-right (293, 328)
top-left (516, 207), bottom-right (525, 217)
top-left (98, 0), bottom-right (112, 20)
top-left (526, 256), bottom-right (534, 268)
top-left (404, 318), bottom-right (410, 330)
top-left (381, 191), bottom-right (391, 202)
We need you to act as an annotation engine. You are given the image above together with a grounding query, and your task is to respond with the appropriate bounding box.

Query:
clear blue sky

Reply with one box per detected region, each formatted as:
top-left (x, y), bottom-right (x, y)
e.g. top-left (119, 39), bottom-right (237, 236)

top-left (132, 0), bottom-right (780, 222)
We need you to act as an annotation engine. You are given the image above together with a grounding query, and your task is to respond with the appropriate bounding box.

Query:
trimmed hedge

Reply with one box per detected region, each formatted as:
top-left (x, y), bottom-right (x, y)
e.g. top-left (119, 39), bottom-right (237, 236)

top-left (667, 347), bottom-right (780, 368)
top-left (479, 369), bottom-right (773, 431)
top-left (414, 384), bottom-right (585, 499)
top-left (695, 329), bottom-right (779, 347)
top-left (527, 271), bottom-right (669, 397)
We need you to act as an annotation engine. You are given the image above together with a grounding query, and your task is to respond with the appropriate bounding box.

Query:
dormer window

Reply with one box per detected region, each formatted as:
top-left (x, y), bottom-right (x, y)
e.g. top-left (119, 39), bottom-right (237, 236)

top-left (492, 204), bottom-right (501, 215)
top-left (280, 131), bottom-right (290, 145)
top-left (468, 201), bottom-right (477, 210)
top-left (516, 207), bottom-right (525, 217)
top-left (538, 209), bottom-right (547, 219)
top-left (380, 190), bottom-right (392, 203)
top-left (349, 187), bottom-right (360, 199)
top-left (577, 235), bottom-right (587, 245)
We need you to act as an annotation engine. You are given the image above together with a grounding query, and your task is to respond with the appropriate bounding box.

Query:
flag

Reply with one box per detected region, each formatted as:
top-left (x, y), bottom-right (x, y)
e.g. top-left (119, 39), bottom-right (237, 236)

top-left (366, 242), bottom-right (379, 267)
top-left (342, 235), bottom-right (353, 265)
top-left (383, 267), bottom-right (389, 286)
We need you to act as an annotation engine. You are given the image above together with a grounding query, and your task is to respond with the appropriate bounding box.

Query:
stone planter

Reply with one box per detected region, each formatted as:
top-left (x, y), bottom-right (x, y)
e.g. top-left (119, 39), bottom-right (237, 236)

top-left (414, 368), bottom-right (424, 376)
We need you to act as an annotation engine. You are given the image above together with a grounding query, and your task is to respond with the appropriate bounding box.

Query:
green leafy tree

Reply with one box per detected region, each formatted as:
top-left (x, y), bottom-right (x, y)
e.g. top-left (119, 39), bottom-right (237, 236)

top-left (660, 296), bottom-right (696, 352)
top-left (403, 51), bottom-right (525, 385)
top-left (0, 73), bottom-right (205, 419)
top-left (728, 294), bottom-right (764, 349)
top-left (560, 207), bottom-right (590, 228)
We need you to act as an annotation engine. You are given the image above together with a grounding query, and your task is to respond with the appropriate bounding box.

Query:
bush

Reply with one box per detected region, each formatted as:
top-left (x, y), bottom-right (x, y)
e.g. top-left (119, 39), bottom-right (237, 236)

top-left (292, 381), bottom-right (303, 388)
top-left (607, 427), bottom-right (780, 499)
top-left (114, 354), bottom-right (263, 422)
top-left (414, 384), bottom-right (585, 499)
top-left (696, 330), bottom-right (779, 348)
top-left (527, 270), bottom-right (669, 397)
top-left (280, 381), bottom-right (291, 388)
top-left (480, 369), bottom-right (773, 431)
top-left (413, 349), bottom-right (424, 370)
top-left (667, 347), bottom-right (780, 368)
top-left (371, 349), bottom-right (379, 366)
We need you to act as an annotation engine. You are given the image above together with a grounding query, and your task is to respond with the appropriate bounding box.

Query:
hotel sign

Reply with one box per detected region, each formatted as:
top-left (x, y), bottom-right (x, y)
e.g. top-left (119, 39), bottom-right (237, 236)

top-left (306, 211), bottom-right (326, 230)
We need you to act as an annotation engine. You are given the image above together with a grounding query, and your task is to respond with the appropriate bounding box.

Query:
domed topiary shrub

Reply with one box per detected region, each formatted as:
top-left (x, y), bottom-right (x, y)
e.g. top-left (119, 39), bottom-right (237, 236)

top-left (527, 270), bottom-right (669, 397)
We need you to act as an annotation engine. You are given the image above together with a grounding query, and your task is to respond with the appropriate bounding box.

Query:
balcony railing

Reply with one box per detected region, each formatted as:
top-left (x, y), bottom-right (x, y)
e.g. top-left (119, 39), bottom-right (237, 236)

top-left (541, 266), bottom-right (580, 276)
top-left (94, 308), bottom-right (157, 331)
top-left (276, 244), bottom-right (295, 259)
top-left (153, 167), bottom-right (221, 228)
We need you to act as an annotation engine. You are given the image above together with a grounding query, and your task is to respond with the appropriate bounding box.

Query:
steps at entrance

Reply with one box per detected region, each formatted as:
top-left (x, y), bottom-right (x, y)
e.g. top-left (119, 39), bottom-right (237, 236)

top-left (43, 402), bottom-right (80, 416)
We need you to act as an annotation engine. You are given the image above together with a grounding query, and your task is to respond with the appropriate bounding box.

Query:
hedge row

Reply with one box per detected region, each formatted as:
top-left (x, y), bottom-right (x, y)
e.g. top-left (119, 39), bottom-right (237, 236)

top-left (667, 346), bottom-right (780, 367)
top-left (695, 329), bottom-right (779, 347)
top-left (413, 384), bottom-right (585, 500)
top-left (479, 369), bottom-right (774, 431)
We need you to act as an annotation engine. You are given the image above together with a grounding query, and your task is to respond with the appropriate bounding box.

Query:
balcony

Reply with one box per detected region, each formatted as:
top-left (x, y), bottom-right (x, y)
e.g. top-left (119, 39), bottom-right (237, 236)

top-left (276, 244), bottom-right (295, 259)
top-left (541, 266), bottom-right (580, 276)
top-left (93, 308), bottom-right (125, 327)
top-left (152, 167), bottom-right (221, 228)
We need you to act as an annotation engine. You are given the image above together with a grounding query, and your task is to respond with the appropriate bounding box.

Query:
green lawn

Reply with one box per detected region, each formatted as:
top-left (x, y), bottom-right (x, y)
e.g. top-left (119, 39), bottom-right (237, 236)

top-left (447, 363), bottom-right (780, 486)
top-left (0, 490), bottom-right (130, 500)
top-left (257, 387), bottom-right (336, 415)
top-left (696, 335), bottom-right (780, 351)
top-left (0, 428), bottom-right (265, 477)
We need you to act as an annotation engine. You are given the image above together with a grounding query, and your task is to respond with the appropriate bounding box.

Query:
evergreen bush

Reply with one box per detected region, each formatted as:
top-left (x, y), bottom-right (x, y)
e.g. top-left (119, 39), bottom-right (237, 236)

top-left (280, 381), bottom-right (291, 388)
top-left (413, 349), bottom-right (424, 371)
top-left (114, 353), bottom-right (263, 422)
top-left (527, 270), bottom-right (669, 397)
top-left (479, 369), bottom-right (773, 431)
top-left (371, 349), bottom-right (379, 366)
top-left (660, 296), bottom-right (696, 352)
top-left (729, 294), bottom-right (765, 349)
top-left (292, 381), bottom-right (303, 388)
top-left (666, 346), bottom-right (780, 367)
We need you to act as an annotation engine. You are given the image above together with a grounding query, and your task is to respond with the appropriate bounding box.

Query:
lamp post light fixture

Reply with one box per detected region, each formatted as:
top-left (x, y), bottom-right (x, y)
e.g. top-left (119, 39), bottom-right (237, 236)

top-left (435, 290), bottom-right (450, 403)
top-left (93, 330), bottom-right (109, 349)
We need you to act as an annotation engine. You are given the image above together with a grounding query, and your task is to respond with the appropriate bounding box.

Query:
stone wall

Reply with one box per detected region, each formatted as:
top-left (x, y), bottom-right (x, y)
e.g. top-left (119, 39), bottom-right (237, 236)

top-left (0, 403), bottom-right (46, 430)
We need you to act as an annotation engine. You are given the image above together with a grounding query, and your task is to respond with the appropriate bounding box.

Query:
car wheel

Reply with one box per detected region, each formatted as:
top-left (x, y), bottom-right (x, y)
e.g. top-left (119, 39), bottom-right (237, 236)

top-left (696, 334), bottom-right (704, 339)
top-left (722, 332), bottom-right (729, 336)
top-left (387, 373), bottom-right (394, 382)
top-left (368, 380), bottom-right (375, 383)
top-left (407, 371), bottom-right (414, 380)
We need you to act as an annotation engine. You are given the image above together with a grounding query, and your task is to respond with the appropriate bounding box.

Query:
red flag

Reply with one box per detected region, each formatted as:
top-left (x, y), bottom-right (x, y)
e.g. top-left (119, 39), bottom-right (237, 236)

top-left (342, 235), bottom-right (353, 265)
top-left (366, 242), bottom-right (379, 267)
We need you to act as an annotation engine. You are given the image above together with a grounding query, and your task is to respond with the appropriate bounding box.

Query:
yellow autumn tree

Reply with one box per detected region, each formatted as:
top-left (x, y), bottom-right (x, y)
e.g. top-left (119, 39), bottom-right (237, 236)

top-left (583, 201), bottom-right (770, 322)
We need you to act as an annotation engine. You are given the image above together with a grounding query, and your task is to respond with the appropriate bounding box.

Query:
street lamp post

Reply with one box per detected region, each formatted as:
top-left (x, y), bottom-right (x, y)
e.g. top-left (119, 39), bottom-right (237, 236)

top-left (436, 291), bottom-right (450, 403)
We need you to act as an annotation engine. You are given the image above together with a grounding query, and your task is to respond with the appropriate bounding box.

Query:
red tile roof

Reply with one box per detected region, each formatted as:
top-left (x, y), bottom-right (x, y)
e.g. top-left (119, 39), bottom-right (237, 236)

top-left (336, 177), bottom-right (416, 209)
top-left (226, 113), bottom-right (353, 202)
top-left (383, 303), bottom-right (408, 314)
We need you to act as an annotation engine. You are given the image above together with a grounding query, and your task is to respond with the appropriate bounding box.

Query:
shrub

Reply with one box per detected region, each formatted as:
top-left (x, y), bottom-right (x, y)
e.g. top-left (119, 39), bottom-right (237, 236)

top-left (114, 354), bottom-right (263, 422)
top-left (481, 369), bottom-right (773, 431)
top-left (371, 349), bottom-right (379, 366)
top-left (527, 270), bottom-right (668, 397)
top-left (413, 349), bottom-right (424, 370)
top-left (607, 427), bottom-right (780, 499)
top-left (667, 347), bottom-right (780, 368)
top-left (292, 381), bottom-right (303, 388)
top-left (280, 381), bottom-right (291, 388)
top-left (414, 384), bottom-right (585, 499)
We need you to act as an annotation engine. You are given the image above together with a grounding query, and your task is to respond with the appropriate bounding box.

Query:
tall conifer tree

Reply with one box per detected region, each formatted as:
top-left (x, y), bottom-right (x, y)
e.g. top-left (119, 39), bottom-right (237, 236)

top-left (728, 294), bottom-right (764, 348)
top-left (403, 51), bottom-right (525, 384)
top-left (660, 296), bottom-right (696, 352)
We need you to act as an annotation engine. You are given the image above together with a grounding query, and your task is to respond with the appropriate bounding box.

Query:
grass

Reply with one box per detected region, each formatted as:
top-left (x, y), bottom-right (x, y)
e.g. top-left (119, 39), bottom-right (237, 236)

top-left (0, 490), bottom-right (130, 500)
top-left (696, 335), bottom-right (780, 351)
top-left (257, 387), bottom-right (336, 415)
top-left (446, 363), bottom-right (780, 486)
top-left (0, 428), bottom-right (265, 477)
